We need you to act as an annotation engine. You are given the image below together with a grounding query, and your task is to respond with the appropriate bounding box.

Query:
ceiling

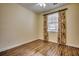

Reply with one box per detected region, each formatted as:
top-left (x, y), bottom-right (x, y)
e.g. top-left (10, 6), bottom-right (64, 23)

top-left (19, 3), bottom-right (67, 13)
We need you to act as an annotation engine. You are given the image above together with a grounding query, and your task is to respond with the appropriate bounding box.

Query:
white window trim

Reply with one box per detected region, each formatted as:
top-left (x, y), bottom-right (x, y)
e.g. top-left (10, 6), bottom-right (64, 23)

top-left (47, 13), bottom-right (58, 32)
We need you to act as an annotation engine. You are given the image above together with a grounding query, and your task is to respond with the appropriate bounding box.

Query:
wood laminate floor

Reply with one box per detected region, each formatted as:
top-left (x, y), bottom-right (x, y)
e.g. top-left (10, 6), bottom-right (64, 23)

top-left (0, 39), bottom-right (79, 56)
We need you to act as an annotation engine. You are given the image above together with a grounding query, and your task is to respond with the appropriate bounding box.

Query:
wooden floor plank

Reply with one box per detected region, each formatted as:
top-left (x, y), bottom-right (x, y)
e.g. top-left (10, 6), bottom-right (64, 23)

top-left (0, 39), bottom-right (79, 56)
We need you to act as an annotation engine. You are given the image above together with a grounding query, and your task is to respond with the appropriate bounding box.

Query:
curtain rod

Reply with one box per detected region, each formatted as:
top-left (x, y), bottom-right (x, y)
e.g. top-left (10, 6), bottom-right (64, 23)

top-left (43, 8), bottom-right (68, 16)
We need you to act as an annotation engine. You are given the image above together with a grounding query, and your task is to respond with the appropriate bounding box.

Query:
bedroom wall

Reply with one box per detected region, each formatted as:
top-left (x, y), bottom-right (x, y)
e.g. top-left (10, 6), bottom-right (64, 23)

top-left (0, 3), bottom-right (38, 52)
top-left (37, 4), bottom-right (79, 48)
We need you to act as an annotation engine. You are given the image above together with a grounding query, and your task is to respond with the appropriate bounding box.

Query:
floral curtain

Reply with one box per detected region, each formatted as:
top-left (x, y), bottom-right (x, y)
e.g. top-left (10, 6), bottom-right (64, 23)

top-left (43, 15), bottom-right (49, 42)
top-left (58, 10), bottom-right (66, 45)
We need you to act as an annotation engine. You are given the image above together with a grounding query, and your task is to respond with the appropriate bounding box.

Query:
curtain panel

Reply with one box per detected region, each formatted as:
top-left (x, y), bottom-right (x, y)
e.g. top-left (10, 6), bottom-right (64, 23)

top-left (58, 10), bottom-right (66, 45)
top-left (43, 15), bottom-right (49, 42)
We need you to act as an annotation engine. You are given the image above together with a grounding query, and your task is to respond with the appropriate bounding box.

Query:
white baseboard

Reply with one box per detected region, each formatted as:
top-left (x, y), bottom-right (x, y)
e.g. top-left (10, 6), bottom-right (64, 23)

top-left (0, 39), bottom-right (37, 52)
top-left (0, 39), bottom-right (78, 52)
top-left (48, 40), bottom-right (79, 48)
top-left (66, 44), bottom-right (79, 48)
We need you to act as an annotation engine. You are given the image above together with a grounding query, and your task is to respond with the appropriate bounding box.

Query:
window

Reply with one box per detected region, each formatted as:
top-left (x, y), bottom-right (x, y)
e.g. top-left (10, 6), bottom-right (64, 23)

top-left (47, 13), bottom-right (58, 32)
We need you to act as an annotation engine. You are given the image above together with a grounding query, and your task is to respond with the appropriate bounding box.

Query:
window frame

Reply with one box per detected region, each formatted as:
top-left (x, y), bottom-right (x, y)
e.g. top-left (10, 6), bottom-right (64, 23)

top-left (47, 12), bottom-right (59, 33)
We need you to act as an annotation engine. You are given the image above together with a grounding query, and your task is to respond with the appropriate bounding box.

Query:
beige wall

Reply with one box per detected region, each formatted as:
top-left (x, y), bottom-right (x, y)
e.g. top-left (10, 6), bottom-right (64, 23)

top-left (48, 32), bottom-right (58, 43)
top-left (0, 4), bottom-right (38, 52)
top-left (38, 4), bottom-right (79, 48)
top-left (37, 14), bottom-right (44, 40)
